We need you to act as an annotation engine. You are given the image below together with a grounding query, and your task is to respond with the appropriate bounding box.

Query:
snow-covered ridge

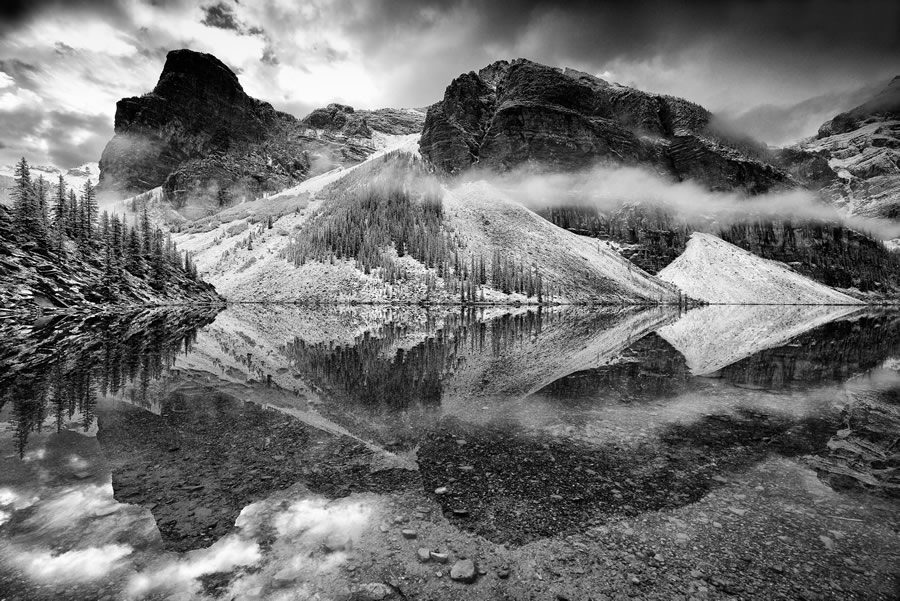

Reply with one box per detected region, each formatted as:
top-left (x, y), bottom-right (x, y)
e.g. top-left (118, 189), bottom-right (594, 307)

top-left (658, 232), bottom-right (863, 305)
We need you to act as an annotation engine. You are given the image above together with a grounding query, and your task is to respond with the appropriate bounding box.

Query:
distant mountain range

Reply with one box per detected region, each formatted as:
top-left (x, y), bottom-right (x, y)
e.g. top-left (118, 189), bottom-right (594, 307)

top-left (6, 48), bottom-right (899, 309)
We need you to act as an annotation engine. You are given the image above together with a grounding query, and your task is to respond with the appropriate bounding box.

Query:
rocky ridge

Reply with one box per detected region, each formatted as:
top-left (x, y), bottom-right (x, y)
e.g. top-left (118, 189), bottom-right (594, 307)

top-left (420, 59), bottom-right (791, 194)
top-left (799, 77), bottom-right (900, 220)
top-left (98, 50), bottom-right (423, 215)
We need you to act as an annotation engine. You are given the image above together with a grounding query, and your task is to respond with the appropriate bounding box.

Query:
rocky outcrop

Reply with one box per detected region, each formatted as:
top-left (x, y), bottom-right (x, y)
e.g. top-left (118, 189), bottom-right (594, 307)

top-left (793, 77), bottom-right (900, 220)
top-left (99, 49), bottom-right (425, 212)
top-left (420, 59), bottom-right (790, 194)
top-left (99, 49), bottom-right (306, 207)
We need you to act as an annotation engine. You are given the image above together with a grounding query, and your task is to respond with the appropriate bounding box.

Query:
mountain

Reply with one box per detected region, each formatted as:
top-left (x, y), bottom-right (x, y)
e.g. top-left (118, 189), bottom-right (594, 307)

top-left (174, 137), bottom-right (681, 305)
top-left (0, 162), bottom-right (99, 204)
top-left (798, 77), bottom-right (900, 220)
top-left (721, 81), bottom-right (886, 148)
top-left (657, 233), bottom-right (863, 304)
top-left (98, 49), bottom-right (423, 215)
top-left (419, 58), bottom-right (790, 194)
top-left (417, 59), bottom-right (900, 297)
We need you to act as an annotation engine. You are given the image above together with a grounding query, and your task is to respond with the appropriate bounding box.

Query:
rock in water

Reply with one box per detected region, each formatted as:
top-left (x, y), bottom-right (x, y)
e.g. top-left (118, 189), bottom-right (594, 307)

top-left (450, 559), bottom-right (477, 583)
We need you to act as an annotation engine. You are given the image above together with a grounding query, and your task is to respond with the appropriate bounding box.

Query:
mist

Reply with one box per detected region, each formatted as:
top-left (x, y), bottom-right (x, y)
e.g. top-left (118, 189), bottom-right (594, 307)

top-left (462, 164), bottom-right (900, 241)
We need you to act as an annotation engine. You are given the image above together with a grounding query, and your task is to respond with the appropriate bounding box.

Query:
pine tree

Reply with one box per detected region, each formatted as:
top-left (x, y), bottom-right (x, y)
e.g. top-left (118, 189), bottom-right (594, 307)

top-left (126, 221), bottom-right (143, 276)
top-left (81, 179), bottom-right (97, 242)
top-left (67, 189), bottom-right (79, 239)
top-left (11, 157), bottom-right (45, 245)
top-left (52, 174), bottom-right (67, 257)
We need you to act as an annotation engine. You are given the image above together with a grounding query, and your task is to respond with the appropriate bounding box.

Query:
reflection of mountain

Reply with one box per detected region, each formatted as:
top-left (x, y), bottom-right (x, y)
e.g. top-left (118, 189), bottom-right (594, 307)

top-left (534, 332), bottom-right (693, 404)
top-left (657, 304), bottom-right (860, 375)
top-left (715, 311), bottom-right (900, 389)
top-left (438, 306), bottom-right (677, 413)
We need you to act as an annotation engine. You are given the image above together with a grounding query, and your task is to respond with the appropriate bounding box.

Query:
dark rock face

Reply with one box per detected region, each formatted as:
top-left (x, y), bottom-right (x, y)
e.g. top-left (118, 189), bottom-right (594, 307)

top-left (420, 59), bottom-right (789, 193)
top-left (99, 49), bottom-right (425, 212)
top-left (99, 49), bottom-right (306, 207)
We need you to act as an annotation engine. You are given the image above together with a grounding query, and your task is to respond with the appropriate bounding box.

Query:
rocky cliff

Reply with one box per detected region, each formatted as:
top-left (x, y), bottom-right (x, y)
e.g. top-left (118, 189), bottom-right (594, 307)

top-left (99, 49), bottom-right (424, 213)
top-left (420, 59), bottom-right (791, 193)
top-left (799, 77), bottom-right (900, 220)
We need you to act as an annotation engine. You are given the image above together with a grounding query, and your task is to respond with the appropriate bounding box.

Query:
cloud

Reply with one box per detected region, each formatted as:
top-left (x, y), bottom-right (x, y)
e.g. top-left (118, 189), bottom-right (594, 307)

top-left (722, 79), bottom-right (892, 146)
top-left (127, 535), bottom-right (261, 598)
top-left (11, 544), bottom-right (133, 583)
top-left (1, 0), bottom-right (898, 168)
top-left (201, 2), bottom-right (241, 30)
top-left (465, 164), bottom-right (900, 240)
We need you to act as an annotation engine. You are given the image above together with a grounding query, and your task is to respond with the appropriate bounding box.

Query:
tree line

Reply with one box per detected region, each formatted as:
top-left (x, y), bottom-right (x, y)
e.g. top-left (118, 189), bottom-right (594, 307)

top-left (281, 153), bottom-right (552, 302)
top-left (5, 158), bottom-right (198, 297)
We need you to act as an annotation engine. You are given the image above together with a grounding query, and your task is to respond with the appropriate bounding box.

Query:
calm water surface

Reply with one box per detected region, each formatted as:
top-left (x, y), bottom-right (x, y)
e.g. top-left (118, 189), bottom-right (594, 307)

top-left (1, 305), bottom-right (899, 600)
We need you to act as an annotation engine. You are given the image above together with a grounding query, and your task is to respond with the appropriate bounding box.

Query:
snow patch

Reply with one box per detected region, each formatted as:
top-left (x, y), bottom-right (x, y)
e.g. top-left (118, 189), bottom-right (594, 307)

top-left (658, 232), bottom-right (862, 305)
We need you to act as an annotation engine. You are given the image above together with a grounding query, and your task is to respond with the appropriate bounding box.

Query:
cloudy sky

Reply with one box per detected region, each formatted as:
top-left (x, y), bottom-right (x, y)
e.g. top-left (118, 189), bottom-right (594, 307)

top-left (0, 0), bottom-right (897, 169)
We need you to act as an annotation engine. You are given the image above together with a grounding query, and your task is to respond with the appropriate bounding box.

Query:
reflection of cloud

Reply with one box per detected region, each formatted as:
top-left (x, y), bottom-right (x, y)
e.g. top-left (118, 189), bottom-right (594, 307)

top-left (11, 543), bottom-right (132, 582)
top-left (272, 497), bottom-right (372, 540)
top-left (127, 535), bottom-right (261, 598)
top-left (0, 486), bottom-right (38, 510)
top-left (29, 483), bottom-right (117, 532)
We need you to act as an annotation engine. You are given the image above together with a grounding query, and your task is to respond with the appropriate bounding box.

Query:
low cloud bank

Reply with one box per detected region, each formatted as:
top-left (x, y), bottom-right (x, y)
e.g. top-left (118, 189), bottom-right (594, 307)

top-left (460, 165), bottom-right (900, 241)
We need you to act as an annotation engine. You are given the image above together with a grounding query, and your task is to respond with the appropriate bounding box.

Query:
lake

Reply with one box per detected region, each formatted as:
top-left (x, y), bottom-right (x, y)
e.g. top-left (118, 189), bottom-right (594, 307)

top-left (1, 304), bottom-right (899, 600)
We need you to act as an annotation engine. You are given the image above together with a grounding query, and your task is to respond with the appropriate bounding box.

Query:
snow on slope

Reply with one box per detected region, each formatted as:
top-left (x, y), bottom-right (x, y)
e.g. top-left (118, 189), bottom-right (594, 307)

top-left (444, 181), bottom-right (681, 304)
top-left (658, 232), bottom-right (863, 305)
top-left (658, 304), bottom-right (861, 375)
top-left (175, 133), bottom-right (682, 304)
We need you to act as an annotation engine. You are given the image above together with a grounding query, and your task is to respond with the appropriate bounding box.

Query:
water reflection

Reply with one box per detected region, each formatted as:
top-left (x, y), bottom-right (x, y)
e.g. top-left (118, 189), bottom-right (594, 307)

top-left (1, 304), bottom-right (899, 598)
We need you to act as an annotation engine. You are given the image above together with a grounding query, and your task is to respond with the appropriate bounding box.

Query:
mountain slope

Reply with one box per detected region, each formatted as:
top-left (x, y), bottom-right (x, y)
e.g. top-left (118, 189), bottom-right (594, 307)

top-left (657, 232), bottom-right (863, 304)
top-left (174, 135), bottom-right (681, 304)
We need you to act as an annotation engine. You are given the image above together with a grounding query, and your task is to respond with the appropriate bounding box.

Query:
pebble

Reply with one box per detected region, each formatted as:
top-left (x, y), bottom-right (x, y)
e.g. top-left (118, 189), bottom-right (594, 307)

top-left (498, 569), bottom-right (510, 579)
top-left (401, 529), bottom-right (418, 540)
top-left (417, 548), bottom-right (431, 562)
top-left (434, 487), bottom-right (448, 495)
top-left (430, 551), bottom-right (450, 564)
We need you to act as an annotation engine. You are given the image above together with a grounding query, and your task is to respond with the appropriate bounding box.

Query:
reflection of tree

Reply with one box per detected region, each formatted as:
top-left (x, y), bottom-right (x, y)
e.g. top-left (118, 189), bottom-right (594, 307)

top-left (0, 309), bottom-right (216, 456)
top-left (284, 309), bottom-right (548, 410)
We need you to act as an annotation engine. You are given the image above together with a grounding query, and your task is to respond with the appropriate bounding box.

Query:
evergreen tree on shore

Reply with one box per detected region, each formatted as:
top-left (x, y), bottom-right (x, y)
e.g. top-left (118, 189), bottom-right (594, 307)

top-left (5, 157), bottom-right (200, 300)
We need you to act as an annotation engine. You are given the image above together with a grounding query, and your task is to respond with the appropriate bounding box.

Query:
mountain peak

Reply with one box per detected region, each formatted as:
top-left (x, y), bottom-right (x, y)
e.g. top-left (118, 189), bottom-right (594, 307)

top-left (154, 49), bottom-right (245, 100)
top-left (818, 76), bottom-right (900, 137)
